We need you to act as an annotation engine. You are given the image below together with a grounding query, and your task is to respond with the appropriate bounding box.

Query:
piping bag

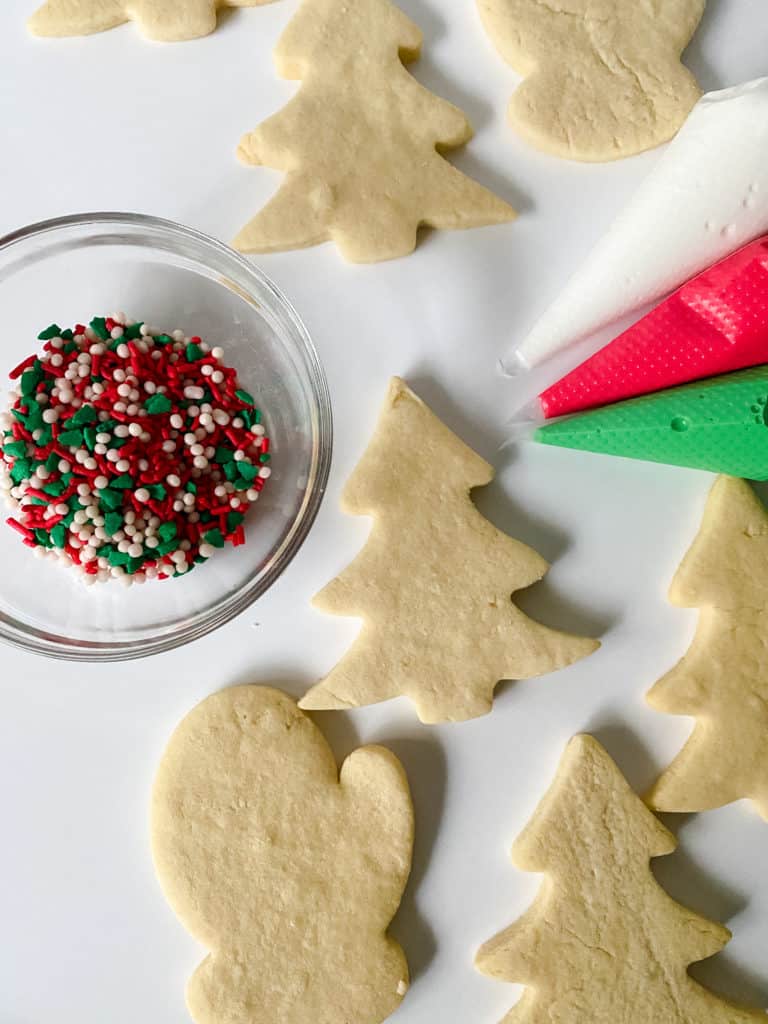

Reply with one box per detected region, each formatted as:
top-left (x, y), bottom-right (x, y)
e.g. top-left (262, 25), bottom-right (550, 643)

top-left (504, 78), bottom-right (768, 375)
top-left (530, 234), bottom-right (768, 420)
top-left (528, 366), bottom-right (768, 480)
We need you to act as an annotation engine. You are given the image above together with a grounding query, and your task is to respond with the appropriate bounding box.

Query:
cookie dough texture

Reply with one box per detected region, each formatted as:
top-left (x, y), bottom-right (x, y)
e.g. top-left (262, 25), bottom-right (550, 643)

top-left (28, 0), bottom-right (268, 40)
top-left (234, 0), bottom-right (515, 262)
top-left (300, 378), bottom-right (598, 723)
top-left (151, 685), bottom-right (413, 1024)
top-left (477, 0), bottom-right (705, 161)
top-left (649, 476), bottom-right (768, 819)
top-left (476, 734), bottom-right (765, 1023)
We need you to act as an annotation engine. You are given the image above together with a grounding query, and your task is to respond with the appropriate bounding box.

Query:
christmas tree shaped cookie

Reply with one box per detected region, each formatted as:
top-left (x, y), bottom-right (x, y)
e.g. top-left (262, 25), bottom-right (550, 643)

top-left (300, 378), bottom-right (598, 723)
top-left (476, 734), bottom-right (765, 1023)
top-left (648, 476), bottom-right (768, 819)
top-left (28, 0), bottom-right (268, 40)
top-left (151, 685), bottom-right (413, 1024)
top-left (477, 0), bottom-right (704, 161)
top-left (234, 0), bottom-right (516, 262)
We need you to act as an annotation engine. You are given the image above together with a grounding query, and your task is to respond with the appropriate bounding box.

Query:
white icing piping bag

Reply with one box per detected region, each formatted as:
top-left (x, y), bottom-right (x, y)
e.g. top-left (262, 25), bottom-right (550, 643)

top-left (503, 77), bottom-right (768, 374)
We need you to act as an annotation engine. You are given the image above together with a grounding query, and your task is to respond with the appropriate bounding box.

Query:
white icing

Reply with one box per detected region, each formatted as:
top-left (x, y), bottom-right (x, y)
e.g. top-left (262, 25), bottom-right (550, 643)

top-left (510, 77), bottom-right (768, 371)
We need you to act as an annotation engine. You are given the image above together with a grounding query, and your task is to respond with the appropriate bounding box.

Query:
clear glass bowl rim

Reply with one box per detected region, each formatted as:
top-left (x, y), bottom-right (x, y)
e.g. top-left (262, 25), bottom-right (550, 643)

top-left (0, 211), bottom-right (333, 661)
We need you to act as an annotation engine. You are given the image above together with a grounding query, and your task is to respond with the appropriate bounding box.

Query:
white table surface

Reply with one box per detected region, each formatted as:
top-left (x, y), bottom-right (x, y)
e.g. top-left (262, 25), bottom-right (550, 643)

top-left (2, 1), bottom-right (768, 1021)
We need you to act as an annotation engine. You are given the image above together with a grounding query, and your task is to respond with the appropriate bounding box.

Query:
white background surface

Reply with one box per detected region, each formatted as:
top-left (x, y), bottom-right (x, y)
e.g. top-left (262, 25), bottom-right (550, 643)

top-left (2, 1), bottom-right (768, 1021)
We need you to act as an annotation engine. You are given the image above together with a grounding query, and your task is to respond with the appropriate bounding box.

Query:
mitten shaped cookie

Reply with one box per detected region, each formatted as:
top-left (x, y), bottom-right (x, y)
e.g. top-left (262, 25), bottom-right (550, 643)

top-left (234, 0), bottom-right (515, 261)
top-left (151, 685), bottom-right (413, 1024)
top-left (476, 734), bottom-right (765, 1023)
top-left (477, 0), bottom-right (704, 161)
top-left (648, 476), bottom-right (768, 819)
top-left (300, 378), bottom-right (598, 723)
top-left (28, 0), bottom-right (269, 40)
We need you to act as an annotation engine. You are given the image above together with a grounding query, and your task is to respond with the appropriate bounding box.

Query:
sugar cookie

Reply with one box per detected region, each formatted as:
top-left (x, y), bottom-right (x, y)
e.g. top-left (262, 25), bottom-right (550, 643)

top-left (151, 685), bottom-right (414, 1024)
top-left (300, 378), bottom-right (598, 723)
top-left (477, 734), bottom-right (765, 1023)
top-left (649, 476), bottom-right (768, 819)
top-left (28, 0), bottom-right (268, 41)
top-left (234, 0), bottom-right (515, 262)
top-left (477, 0), bottom-right (704, 161)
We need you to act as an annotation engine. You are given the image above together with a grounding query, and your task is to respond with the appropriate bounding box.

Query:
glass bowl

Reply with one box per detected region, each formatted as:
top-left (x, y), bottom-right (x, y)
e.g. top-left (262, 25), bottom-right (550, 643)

top-left (0, 213), bottom-right (332, 660)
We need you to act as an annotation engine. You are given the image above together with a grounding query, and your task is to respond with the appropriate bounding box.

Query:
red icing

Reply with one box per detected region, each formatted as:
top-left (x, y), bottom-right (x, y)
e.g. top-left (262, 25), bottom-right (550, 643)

top-left (539, 235), bottom-right (768, 419)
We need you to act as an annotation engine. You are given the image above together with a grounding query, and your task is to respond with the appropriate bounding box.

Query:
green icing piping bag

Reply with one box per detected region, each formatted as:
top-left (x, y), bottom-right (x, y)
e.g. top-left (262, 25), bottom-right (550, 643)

top-left (534, 366), bottom-right (768, 479)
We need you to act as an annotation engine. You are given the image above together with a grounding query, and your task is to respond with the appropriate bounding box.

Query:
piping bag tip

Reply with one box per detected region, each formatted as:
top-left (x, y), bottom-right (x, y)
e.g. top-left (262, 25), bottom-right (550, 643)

top-left (500, 418), bottom-right (540, 449)
top-left (497, 348), bottom-right (531, 378)
top-left (507, 396), bottom-right (544, 426)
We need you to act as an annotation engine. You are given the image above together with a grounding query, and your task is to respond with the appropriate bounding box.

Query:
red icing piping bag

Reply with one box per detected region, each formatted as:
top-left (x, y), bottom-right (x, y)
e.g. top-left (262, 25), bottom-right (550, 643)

top-left (536, 235), bottom-right (768, 420)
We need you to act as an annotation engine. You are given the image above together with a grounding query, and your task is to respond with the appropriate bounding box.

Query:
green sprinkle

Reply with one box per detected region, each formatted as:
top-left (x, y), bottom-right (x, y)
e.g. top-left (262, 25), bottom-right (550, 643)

top-left (199, 511), bottom-right (213, 524)
top-left (107, 547), bottom-right (131, 567)
top-left (259, 453), bottom-right (271, 464)
top-left (89, 317), bottom-right (110, 340)
top-left (3, 441), bottom-right (27, 458)
top-left (154, 334), bottom-right (173, 346)
top-left (60, 329), bottom-right (74, 341)
top-left (144, 393), bottom-right (172, 415)
top-left (28, 497), bottom-right (47, 506)
top-left (157, 522), bottom-right (177, 544)
top-left (42, 479), bottom-right (67, 497)
top-left (58, 429), bottom-right (84, 447)
top-left (37, 324), bottom-right (61, 340)
top-left (21, 362), bottom-right (43, 397)
top-left (185, 481), bottom-right (197, 494)
top-left (223, 461), bottom-right (240, 482)
top-left (83, 426), bottom-right (97, 452)
top-left (99, 487), bottom-right (123, 512)
top-left (104, 511), bottom-right (123, 536)
top-left (26, 403), bottom-right (44, 431)
top-left (235, 389), bottom-right (255, 406)
top-left (214, 445), bottom-right (234, 463)
top-left (44, 452), bottom-right (60, 473)
top-left (203, 528), bottom-right (225, 549)
top-left (147, 484), bottom-right (167, 501)
top-left (127, 556), bottom-right (145, 575)
top-left (226, 511), bottom-right (245, 533)
top-left (109, 474), bottom-right (134, 489)
top-left (10, 458), bottom-right (32, 484)
top-left (50, 523), bottom-right (67, 549)
top-left (235, 460), bottom-right (258, 483)
top-left (62, 341), bottom-right (78, 355)
top-left (233, 477), bottom-right (251, 491)
top-left (239, 409), bottom-right (254, 429)
top-left (61, 510), bottom-right (76, 529)
top-left (109, 435), bottom-right (129, 449)
top-left (124, 323), bottom-right (144, 339)
top-left (60, 472), bottom-right (73, 487)
top-left (155, 539), bottom-right (178, 557)
top-left (34, 528), bottom-right (53, 548)
top-left (37, 424), bottom-right (53, 447)
top-left (69, 404), bottom-right (98, 427)
top-left (193, 554), bottom-right (207, 565)
top-left (186, 342), bottom-right (204, 362)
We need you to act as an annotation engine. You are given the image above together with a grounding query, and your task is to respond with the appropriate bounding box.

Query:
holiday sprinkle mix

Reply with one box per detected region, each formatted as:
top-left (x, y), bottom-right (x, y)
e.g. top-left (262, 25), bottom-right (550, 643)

top-left (0, 314), bottom-right (271, 586)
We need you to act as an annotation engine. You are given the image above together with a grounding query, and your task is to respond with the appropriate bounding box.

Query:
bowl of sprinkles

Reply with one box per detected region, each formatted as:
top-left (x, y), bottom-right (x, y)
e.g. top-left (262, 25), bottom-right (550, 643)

top-left (0, 213), bottom-right (332, 660)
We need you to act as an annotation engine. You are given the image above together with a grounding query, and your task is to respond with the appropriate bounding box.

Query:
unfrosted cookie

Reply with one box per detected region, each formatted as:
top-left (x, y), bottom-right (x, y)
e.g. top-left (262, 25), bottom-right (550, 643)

top-left (233, 0), bottom-right (515, 262)
top-left (28, 0), bottom-right (269, 41)
top-left (300, 378), bottom-right (598, 723)
top-left (151, 685), bottom-right (413, 1024)
top-left (477, 0), bottom-right (705, 161)
top-left (476, 734), bottom-right (765, 1023)
top-left (648, 476), bottom-right (768, 819)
